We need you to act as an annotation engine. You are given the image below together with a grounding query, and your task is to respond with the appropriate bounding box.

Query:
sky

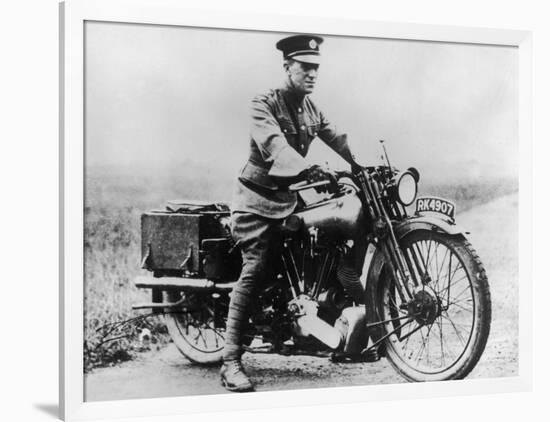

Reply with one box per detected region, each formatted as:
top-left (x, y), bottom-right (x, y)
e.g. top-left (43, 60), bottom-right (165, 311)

top-left (84, 21), bottom-right (518, 182)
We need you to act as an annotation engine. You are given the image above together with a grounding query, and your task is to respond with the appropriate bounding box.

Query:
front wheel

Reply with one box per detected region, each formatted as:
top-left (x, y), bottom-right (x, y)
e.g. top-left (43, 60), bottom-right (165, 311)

top-left (163, 291), bottom-right (227, 365)
top-left (366, 230), bottom-right (491, 382)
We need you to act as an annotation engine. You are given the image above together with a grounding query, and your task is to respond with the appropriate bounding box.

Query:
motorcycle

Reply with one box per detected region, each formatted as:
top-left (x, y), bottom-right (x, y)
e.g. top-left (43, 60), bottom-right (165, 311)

top-left (133, 144), bottom-right (491, 382)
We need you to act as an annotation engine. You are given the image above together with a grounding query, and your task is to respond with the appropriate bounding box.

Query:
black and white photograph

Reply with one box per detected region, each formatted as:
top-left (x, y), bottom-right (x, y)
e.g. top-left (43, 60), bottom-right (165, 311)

top-left (82, 21), bottom-right (518, 401)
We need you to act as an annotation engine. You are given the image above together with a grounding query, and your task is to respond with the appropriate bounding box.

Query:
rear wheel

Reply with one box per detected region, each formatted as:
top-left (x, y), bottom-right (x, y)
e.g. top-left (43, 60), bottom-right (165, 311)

top-left (163, 291), bottom-right (226, 365)
top-left (366, 230), bottom-right (491, 381)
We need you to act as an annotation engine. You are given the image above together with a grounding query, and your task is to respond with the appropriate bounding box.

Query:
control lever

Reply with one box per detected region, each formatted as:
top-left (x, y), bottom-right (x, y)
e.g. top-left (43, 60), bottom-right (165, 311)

top-left (288, 180), bottom-right (330, 192)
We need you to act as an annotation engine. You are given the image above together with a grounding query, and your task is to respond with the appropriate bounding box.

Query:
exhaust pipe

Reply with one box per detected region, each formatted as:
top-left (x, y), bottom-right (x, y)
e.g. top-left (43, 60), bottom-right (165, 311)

top-left (290, 295), bottom-right (345, 350)
top-left (132, 275), bottom-right (236, 310)
top-left (134, 275), bottom-right (236, 292)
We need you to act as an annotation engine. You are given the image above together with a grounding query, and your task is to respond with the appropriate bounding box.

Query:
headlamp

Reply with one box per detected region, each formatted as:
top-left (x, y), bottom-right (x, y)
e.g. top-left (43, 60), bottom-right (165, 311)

top-left (395, 170), bottom-right (418, 206)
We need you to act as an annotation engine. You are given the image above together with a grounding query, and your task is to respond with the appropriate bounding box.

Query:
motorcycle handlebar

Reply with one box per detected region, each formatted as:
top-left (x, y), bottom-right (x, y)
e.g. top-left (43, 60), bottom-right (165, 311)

top-left (288, 180), bottom-right (331, 192)
top-left (287, 164), bottom-right (400, 192)
top-left (288, 170), bottom-right (355, 192)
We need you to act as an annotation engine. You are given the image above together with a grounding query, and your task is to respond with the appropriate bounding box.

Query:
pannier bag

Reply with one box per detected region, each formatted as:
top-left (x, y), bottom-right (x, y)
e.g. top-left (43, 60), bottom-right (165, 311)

top-left (141, 200), bottom-right (241, 281)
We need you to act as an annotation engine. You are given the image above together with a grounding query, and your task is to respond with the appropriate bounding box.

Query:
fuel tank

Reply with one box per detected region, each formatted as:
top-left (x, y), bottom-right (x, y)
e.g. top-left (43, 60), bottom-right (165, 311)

top-left (293, 192), bottom-right (364, 239)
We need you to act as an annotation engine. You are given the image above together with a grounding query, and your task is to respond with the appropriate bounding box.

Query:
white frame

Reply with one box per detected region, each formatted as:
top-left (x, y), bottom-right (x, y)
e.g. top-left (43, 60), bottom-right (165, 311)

top-left (60, 0), bottom-right (533, 420)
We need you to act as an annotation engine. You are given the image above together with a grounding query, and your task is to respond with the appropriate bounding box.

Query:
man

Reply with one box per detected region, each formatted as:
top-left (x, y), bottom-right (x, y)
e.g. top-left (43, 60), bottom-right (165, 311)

top-left (220, 34), bottom-right (360, 392)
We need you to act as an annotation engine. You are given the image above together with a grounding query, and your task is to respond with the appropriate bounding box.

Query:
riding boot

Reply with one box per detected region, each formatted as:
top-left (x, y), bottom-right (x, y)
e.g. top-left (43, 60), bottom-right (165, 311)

top-left (220, 360), bottom-right (254, 392)
top-left (222, 281), bottom-right (252, 362)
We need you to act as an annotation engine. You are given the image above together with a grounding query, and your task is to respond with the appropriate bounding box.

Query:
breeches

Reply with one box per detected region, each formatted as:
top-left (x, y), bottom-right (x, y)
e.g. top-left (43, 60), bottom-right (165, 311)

top-left (222, 212), bottom-right (282, 361)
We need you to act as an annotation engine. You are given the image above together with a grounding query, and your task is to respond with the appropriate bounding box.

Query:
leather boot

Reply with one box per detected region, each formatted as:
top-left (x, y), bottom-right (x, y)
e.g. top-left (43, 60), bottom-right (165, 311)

top-left (220, 360), bottom-right (254, 392)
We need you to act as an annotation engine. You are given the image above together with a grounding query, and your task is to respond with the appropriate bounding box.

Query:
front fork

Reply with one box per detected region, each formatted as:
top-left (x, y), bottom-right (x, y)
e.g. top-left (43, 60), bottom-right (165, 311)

top-left (355, 234), bottom-right (412, 356)
top-left (374, 218), bottom-right (418, 303)
top-left (356, 171), bottom-right (417, 303)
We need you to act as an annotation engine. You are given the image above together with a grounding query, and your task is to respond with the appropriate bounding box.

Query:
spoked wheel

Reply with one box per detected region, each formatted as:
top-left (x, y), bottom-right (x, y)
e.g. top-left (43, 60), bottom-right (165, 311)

top-left (163, 291), bottom-right (227, 365)
top-left (367, 230), bottom-right (491, 381)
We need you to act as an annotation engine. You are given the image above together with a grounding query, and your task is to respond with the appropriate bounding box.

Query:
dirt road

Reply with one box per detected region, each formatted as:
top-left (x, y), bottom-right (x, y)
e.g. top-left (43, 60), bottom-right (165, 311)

top-left (84, 193), bottom-right (518, 401)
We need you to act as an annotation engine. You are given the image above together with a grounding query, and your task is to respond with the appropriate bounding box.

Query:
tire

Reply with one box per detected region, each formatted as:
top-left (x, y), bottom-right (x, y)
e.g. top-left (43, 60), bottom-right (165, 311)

top-left (163, 291), bottom-right (226, 365)
top-left (366, 230), bottom-right (491, 382)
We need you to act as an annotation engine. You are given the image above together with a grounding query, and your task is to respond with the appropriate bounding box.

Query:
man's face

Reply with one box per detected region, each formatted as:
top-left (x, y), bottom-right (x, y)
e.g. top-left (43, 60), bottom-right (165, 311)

top-left (285, 60), bottom-right (320, 95)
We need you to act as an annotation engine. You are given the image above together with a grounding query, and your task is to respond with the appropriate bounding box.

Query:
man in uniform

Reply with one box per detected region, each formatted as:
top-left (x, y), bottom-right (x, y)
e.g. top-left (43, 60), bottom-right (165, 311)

top-left (220, 34), bottom-right (361, 392)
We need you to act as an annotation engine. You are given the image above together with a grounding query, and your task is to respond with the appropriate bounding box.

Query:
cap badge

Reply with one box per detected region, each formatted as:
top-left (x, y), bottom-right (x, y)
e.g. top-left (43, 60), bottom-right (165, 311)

top-left (309, 39), bottom-right (317, 49)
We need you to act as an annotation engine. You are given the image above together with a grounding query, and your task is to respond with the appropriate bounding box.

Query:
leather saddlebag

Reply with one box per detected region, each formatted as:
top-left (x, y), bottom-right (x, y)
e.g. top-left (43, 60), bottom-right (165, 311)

top-left (141, 201), bottom-right (240, 280)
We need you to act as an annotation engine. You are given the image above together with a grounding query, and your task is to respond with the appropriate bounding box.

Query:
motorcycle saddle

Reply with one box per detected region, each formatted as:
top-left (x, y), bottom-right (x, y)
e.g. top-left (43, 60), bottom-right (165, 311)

top-left (165, 200), bottom-right (230, 214)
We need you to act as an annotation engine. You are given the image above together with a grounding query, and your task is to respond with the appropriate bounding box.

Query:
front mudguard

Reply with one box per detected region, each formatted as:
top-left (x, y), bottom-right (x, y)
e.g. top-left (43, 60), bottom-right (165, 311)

top-left (368, 214), bottom-right (468, 285)
top-left (394, 214), bottom-right (467, 239)
top-left (364, 215), bottom-right (469, 347)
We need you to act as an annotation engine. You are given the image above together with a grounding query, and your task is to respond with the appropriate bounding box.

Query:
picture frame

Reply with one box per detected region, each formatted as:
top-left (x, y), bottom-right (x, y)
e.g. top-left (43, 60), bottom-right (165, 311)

top-left (60, 0), bottom-right (533, 420)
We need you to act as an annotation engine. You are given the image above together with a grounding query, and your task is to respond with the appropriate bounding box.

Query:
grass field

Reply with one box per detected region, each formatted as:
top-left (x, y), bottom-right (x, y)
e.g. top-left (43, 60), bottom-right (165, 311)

top-left (83, 167), bottom-right (518, 371)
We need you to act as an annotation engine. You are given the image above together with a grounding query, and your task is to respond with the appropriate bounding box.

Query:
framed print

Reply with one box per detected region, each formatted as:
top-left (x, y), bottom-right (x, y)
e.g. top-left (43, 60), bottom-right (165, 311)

top-left (60, 0), bottom-right (532, 420)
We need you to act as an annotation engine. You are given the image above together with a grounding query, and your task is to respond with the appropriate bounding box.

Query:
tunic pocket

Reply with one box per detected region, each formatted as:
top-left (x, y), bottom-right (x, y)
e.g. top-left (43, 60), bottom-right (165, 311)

top-left (279, 119), bottom-right (297, 137)
top-left (307, 123), bottom-right (320, 139)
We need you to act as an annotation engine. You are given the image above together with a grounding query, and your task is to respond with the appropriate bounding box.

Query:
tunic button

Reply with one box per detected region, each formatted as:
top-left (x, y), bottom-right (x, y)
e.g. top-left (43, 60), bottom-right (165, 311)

top-left (300, 125), bottom-right (305, 131)
top-left (300, 144), bottom-right (304, 150)
top-left (283, 129), bottom-right (287, 133)
top-left (298, 107), bottom-right (303, 113)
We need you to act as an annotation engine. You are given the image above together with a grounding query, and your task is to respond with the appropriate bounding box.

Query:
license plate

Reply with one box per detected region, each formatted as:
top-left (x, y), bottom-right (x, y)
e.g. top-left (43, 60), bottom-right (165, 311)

top-left (415, 196), bottom-right (456, 220)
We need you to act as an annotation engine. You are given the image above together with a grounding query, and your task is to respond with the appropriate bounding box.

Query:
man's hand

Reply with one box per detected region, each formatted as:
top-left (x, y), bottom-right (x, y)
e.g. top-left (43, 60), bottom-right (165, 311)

top-left (302, 165), bottom-right (338, 193)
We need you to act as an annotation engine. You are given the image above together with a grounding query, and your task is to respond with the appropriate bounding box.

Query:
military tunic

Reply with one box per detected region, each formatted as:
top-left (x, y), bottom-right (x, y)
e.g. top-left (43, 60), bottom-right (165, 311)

top-left (232, 85), bottom-right (354, 219)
